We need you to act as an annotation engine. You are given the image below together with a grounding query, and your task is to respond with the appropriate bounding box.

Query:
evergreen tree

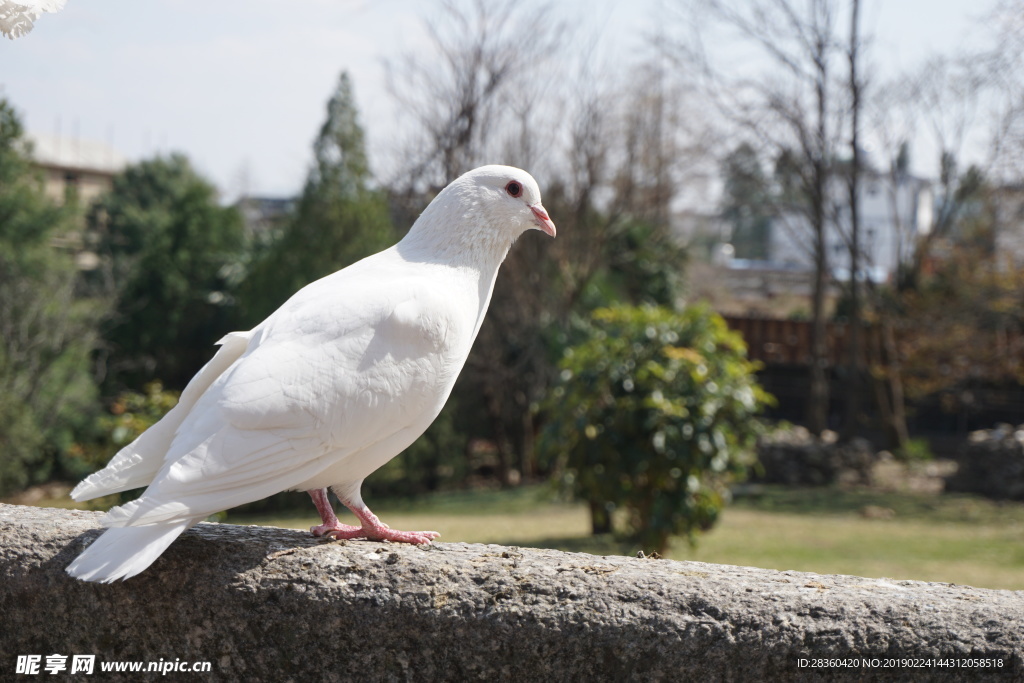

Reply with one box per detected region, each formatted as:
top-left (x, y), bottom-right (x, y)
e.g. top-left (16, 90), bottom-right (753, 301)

top-left (0, 99), bottom-right (106, 494)
top-left (89, 154), bottom-right (245, 391)
top-left (721, 143), bottom-right (772, 260)
top-left (239, 72), bottom-right (394, 323)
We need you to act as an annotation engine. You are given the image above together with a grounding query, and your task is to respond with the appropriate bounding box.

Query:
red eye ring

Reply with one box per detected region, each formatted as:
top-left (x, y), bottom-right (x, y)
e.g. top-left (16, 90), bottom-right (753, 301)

top-left (505, 181), bottom-right (522, 198)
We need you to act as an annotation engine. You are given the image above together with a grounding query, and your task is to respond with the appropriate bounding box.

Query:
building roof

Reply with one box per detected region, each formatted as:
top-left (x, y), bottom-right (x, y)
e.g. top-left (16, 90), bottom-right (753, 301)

top-left (28, 132), bottom-right (127, 174)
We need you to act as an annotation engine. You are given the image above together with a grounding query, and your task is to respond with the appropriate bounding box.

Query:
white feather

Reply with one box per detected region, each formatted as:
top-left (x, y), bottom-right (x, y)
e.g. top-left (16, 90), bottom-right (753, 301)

top-left (70, 332), bottom-right (251, 502)
top-left (0, 0), bottom-right (66, 40)
top-left (64, 519), bottom-right (196, 583)
top-left (67, 165), bottom-right (554, 582)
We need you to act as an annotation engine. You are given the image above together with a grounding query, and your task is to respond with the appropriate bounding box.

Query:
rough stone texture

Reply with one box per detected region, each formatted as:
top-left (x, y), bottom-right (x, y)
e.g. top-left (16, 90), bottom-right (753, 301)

top-left (2, 503), bottom-right (1022, 682)
top-left (755, 427), bottom-right (878, 486)
top-left (947, 424), bottom-right (1024, 500)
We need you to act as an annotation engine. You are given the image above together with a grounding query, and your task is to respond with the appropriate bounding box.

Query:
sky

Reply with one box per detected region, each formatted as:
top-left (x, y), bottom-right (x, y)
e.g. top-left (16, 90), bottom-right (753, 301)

top-left (0, 0), bottom-right (999, 200)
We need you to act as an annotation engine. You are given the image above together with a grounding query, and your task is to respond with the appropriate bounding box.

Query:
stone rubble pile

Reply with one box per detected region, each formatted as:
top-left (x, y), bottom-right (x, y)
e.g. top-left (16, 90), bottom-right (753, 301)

top-left (755, 427), bottom-right (877, 486)
top-left (946, 423), bottom-right (1024, 500)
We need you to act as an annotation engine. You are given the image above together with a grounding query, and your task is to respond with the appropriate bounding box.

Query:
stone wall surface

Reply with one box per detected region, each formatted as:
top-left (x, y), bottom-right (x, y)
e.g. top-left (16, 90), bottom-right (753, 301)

top-left (2, 503), bottom-right (1022, 682)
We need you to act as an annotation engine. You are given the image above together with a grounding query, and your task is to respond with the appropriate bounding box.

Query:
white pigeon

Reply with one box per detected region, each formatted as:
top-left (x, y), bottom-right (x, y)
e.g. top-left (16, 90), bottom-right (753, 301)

top-left (0, 0), bottom-right (65, 39)
top-left (66, 165), bottom-right (556, 583)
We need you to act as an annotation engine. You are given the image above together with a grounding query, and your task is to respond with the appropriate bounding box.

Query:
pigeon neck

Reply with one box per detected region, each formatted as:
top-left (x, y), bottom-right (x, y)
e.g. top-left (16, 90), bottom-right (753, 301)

top-left (398, 198), bottom-right (516, 272)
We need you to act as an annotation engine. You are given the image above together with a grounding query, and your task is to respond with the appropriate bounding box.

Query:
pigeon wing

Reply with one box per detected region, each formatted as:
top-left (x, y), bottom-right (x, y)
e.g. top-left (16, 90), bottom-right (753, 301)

top-left (101, 283), bottom-right (459, 528)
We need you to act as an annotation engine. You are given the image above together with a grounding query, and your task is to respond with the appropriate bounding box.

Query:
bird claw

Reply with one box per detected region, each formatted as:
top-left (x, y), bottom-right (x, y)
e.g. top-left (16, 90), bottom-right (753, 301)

top-left (310, 522), bottom-right (361, 538)
top-left (308, 493), bottom-right (440, 545)
top-left (366, 528), bottom-right (440, 545)
top-left (326, 525), bottom-right (440, 545)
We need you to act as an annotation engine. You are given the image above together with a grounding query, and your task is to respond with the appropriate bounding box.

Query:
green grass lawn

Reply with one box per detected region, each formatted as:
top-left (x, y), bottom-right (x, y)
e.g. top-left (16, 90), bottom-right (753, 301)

top-left (225, 484), bottom-right (1024, 591)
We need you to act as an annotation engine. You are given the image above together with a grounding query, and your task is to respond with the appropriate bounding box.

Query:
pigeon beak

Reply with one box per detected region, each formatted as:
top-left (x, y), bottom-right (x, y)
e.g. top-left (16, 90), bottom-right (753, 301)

top-left (530, 204), bottom-right (556, 237)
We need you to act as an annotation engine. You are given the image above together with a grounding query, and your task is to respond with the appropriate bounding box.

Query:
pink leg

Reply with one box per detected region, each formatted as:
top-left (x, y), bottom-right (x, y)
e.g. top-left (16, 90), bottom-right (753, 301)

top-left (307, 488), bottom-right (361, 538)
top-left (332, 501), bottom-right (440, 545)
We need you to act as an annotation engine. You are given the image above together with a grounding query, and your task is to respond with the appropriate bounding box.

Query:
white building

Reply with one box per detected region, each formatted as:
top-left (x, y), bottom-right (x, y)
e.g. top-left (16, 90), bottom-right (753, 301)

top-left (29, 133), bottom-right (127, 207)
top-left (993, 185), bottom-right (1024, 271)
top-left (763, 172), bottom-right (934, 283)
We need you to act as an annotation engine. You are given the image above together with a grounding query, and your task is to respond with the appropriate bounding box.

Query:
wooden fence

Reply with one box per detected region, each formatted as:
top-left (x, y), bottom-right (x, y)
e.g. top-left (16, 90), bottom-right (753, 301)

top-left (722, 315), bottom-right (880, 367)
top-left (722, 314), bottom-right (1024, 434)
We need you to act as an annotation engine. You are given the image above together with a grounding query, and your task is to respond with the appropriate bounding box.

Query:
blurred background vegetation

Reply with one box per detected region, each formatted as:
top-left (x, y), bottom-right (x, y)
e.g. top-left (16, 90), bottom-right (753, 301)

top-left (3, 0), bottom-right (1024, 589)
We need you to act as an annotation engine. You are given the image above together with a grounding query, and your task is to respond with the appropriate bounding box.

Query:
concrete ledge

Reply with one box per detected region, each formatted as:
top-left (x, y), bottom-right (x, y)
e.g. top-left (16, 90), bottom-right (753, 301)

top-left (2, 502), bottom-right (1022, 681)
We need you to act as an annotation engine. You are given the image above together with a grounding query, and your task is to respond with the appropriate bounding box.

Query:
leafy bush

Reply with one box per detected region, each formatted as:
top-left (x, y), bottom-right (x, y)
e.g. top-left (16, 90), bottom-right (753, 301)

top-left (68, 382), bottom-right (180, 501)
top-left (539, 303), bottom-right (773, 554)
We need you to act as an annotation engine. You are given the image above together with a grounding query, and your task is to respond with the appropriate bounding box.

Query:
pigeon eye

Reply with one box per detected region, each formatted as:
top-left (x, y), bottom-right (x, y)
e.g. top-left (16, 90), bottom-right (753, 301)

top-left (505, 181), bottom-right (522, 198)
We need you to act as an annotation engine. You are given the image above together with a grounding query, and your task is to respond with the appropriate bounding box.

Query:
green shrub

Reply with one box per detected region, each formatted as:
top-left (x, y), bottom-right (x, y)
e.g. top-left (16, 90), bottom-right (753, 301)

top-left (539, 303), bottom-right (773, 554)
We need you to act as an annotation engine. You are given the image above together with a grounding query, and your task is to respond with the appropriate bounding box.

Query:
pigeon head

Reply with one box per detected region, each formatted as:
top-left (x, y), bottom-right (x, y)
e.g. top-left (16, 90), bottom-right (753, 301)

top-left (457, 165), bottom-right (557, 239)
top-left (402, 165), bottom-right (556, 263)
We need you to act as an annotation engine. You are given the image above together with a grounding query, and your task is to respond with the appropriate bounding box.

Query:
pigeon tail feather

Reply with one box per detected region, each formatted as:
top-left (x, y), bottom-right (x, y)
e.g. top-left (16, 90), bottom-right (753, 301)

top-left (70, 332), bottom-right (250, 502)
top-left (65, 518), bottom-right (196, 583)
top-left (70, 450), bottom-right (157, 502)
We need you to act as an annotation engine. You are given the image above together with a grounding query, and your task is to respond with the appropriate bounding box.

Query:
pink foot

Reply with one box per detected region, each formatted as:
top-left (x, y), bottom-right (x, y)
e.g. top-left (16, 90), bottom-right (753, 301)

top-left (345, 503), bottom-right (439, 545)
top-left (306, 487), bottom-right (440, 545)
top-left (310, 521), bottom-right (362, 538)
top-left (307, 488), bottom-right (361, 538)
top-left (361, 523), bottom-right (440, 545)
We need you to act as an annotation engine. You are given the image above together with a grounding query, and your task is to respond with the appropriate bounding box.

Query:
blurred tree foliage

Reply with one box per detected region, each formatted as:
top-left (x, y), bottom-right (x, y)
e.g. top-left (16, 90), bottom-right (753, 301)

top-left (237, 72), bottom-right (394, 325)
top-left (0, 99), bottom-right (107, 495)
top-left (539, 304), bottom-right (772, 554)
top-left (600, 220), bottom-right (687, 308)
top-left (88, 154), bottom-right (245, 392)
top-left (720, 143), bottom-right (773, 260)
top-left (891, 172), bottom-right (1024, 424)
